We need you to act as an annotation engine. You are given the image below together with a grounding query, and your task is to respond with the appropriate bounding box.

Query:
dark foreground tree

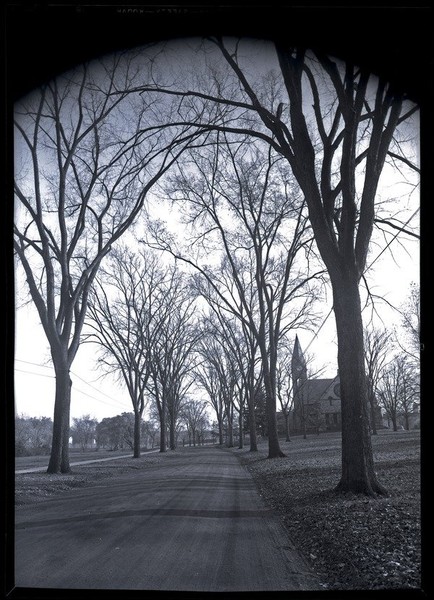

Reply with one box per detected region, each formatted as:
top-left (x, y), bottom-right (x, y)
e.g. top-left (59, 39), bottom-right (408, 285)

top-left (137, 37), bottom-right (419, 492)
top-left (272, 47), bottom-right (418, 494)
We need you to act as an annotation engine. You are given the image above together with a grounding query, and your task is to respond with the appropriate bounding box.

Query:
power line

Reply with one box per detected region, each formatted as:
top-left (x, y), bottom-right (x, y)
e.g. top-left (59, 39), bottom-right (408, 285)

top-left (72, 385), bottom-right (131, 411)
top-left (15, 358), bottom-right (123, 405)
top-left (70, 369), bottom-right (128, 405)
top-left (304, 306), bottom-right (334, 355)
top-left (14, 368), bottom-right (54, 380)
top-left (15, 358), bottom-right (52, 370)
top-left (14, 360), bottom-right (131, 412)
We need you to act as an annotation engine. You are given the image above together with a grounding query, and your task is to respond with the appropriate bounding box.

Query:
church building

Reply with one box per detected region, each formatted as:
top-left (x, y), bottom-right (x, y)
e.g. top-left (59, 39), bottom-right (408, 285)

top-left (291, 335), bottom-right (342, 434)
top-left (290, 335), bottom-right (383, 434)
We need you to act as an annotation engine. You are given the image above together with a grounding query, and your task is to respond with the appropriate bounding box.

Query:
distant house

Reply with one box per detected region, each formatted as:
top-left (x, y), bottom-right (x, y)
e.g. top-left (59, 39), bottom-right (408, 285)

top-left (289, 335), bottom-right (382, 434)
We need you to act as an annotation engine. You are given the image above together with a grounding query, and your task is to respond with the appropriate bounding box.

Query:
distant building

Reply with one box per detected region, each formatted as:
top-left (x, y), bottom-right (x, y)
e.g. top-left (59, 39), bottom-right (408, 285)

top-left (289, 335), bottom-right (382, 434)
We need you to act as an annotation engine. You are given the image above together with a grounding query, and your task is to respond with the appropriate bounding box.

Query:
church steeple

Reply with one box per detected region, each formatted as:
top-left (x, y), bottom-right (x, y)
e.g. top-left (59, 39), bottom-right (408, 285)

top-left (291, 334), bottom-right (307, 389)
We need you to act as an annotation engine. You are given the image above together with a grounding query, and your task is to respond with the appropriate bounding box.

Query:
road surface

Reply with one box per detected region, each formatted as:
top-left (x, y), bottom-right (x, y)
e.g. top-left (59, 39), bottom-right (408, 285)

top-left (15, 447), bottom-right (320, 591)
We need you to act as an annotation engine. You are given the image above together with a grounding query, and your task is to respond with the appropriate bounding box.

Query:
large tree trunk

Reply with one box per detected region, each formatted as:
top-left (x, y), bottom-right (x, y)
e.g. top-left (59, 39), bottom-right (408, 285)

top-left (226, 415), bottom-right (234, 448)
top-left (368, 391), bottom-right (378, 435)
top-left (169, 411), bottom-right (176, 450)
top-left (285, 411), bottom-right (291, 442)
top-left (159, 404), bottom-right (167, 453)
top-left (247, 383), bottom-right (258, 452)
top-left (218, 417), bottom-right (223, 445)
top-left (262, 370), bottom-right (285, 458)
top-left (133, 410), bottom-right (141, 458)
top-left (47, 363), bottom-right (72, 474)
top-left (258, 340), bottom-right (285, 458)
top-left (238, 410), bottom-right (244, 449)
top-left (248, 410), bottom-right (258, 452)
top-left (332, 277), bottom-right (387, 496)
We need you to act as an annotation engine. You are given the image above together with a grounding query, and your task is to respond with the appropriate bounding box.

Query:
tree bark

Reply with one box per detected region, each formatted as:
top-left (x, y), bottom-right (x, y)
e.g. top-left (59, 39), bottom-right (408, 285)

top-left (159, 406), bottom-right (167, 453)
top-left (368, 392), bottom-right (378, 435)
top-left (47, 362), bottom-right (72, 474)
top-left (218, 418), bottom-right (223, 446)
top-left (238, 410), bottom-right (244, 449)
top-left (332, 276), bottom-right (387, 496)
top-left (248, 406), bottom-right (258, 452)
top-left (246, 378), bottom-right (258, 451)
top-left (169, 411), bottom-right (176, 450)
top-left (262, 370), bottom-right (285, 458)
top-left (285, 411), bottom-right (291, 442)
top-left (133, 410), bottom-right (141, 458)
top-left (226, 416), bottom-right (234, 448)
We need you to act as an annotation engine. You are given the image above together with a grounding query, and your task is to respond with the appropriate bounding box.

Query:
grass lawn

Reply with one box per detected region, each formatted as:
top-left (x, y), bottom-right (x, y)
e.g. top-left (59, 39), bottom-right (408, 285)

top-left (15, 448), bottom-right (134, 471)
top-left (232, 429), bottom-right (422, 591)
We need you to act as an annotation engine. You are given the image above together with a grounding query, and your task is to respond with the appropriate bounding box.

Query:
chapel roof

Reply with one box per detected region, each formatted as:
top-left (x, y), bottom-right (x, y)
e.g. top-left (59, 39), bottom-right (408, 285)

top-left (297, 376), bottom-right (339, 404)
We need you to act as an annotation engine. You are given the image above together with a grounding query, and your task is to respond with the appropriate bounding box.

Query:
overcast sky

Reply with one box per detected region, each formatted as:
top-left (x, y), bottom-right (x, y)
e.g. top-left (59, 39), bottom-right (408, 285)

top-left (13, 38), bottom-right (420, 423)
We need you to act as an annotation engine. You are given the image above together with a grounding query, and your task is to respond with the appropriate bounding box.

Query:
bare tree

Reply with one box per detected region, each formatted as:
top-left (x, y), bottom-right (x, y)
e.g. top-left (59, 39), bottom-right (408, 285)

top-left (198, 309), bottom-right (261, 450)
top-left (15, 415), bottom-right (53, 457)
top-left (378, 359), bottom-right (402, 432)
top-left (145, 267), bottom-right (200, 451)
top-left (70, 414), bottom-right (98, 451)
top-left (398, 357), bottom-right (420, 431)
top-left (95, 414), bottom-right (130, 451)
top-left (181, 400), bottom-right (208, 447)
top-left (238, 320), bottom-right (261, 452)
top-left (224, 40), bottom-right (418, 493)
top-left (194, 352), bottom-right (225, 446)
top-left (378, 353), bottom-right (419, 431)
top-left (276, 338), bottom-right (297, 441)
top-left (196, 327), bottom-right (237, 448)
top-left (137, 37), bottom-right (419, 493)
top-left (364, 327), bottom-right (392, 435)
top-left (14, 54), bottom-right (200, 473)
top-left (85, 246), bottom-right (170, 458)
top-left (148, 138), bottom-right (322, 458)
top-left (398, 282), bottom-right (420, 364)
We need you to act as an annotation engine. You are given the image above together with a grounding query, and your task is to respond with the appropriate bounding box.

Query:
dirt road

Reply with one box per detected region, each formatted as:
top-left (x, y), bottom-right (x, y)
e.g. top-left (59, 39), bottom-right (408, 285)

top-left (15, 447), bottom-right (320, 591)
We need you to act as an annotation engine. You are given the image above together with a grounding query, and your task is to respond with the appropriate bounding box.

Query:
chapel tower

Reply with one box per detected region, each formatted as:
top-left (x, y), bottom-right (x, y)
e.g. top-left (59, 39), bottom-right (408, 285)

top-left (291, 334), bottom-right (307, 395)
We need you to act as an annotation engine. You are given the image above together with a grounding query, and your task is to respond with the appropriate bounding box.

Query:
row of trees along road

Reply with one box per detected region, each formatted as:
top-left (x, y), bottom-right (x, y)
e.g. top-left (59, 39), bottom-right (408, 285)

top-left (16, 411), bottom-right (206, 456)
top-left (84, 246), bottom-right (201, 457)
top-left (364, 286), bottom-right (420, 434)
top-left (16, 302), bottom-right (420, 455)
top-left (14, 38), bottom-right (419, 495)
